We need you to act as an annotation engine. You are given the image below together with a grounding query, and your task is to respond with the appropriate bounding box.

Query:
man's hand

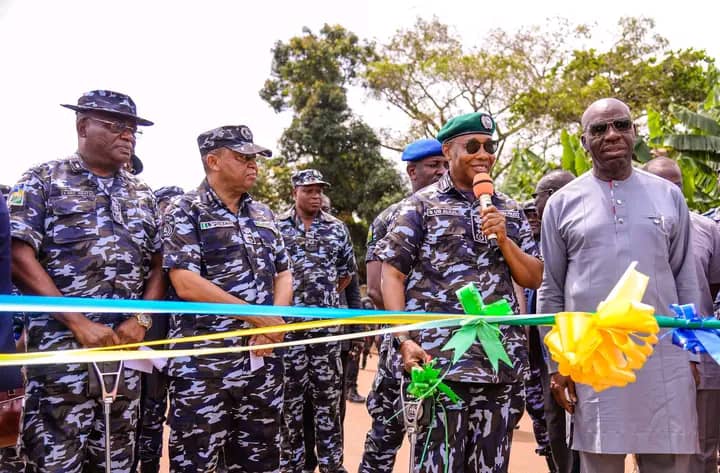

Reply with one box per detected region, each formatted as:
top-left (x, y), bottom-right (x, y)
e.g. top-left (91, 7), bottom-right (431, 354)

top-left (399, 339), bottom-right (432, 373)
top-left (249, 334), bottom-right (280, 357)
top-left (246, 316), bottom-right (286, 356)
top-left (67, 315), bottom-right (120, 348)
top-left (480, 205), bottom-right (507, 245)
top-left (691, 362), bottom-right (700, 386)
top-left (115, 317), bottom-right (147, 345)
top-left (550, 372), bottom-right (577, 414)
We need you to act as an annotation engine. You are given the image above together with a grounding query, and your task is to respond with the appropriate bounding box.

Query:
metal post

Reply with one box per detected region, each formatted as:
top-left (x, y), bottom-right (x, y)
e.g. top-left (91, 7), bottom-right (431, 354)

top-left (91, 361), bottom-right (125, 473)
top-left (401, 377), bottom-right (423, 473)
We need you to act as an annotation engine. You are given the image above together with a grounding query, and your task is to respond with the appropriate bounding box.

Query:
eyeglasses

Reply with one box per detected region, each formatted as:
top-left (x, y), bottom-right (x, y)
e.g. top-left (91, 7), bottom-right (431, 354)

top-left (87, 116), bottom-right (142, 136)
top-left (531, 188), bottom-right (555, 199)
top-left (458, 138), bottom-right (498, 155)
top-left (586, 119), bottom-right (633, 137)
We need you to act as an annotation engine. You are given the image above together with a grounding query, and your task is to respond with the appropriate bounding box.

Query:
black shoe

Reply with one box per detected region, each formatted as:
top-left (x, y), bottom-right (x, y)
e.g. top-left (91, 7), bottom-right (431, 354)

top-left (536, 446), bottom-right (557, 473)
top-left (347, 390), bottom-right (366, 403)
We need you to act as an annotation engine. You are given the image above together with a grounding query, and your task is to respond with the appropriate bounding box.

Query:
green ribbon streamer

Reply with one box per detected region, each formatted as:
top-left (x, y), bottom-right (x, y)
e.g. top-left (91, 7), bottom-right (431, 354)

top-left (407, 360), bottom-right (460, 403)
top-left (441, 283), bottom-right (514, 372)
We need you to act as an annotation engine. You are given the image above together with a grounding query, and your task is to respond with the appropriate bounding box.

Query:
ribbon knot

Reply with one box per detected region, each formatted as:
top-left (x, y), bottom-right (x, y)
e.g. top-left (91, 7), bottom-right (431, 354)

top-left (670, 304), bottom-right (720, 364)
top-left (544, 262), bottom-right (659, 392)
top-left (407, 360), bottom-right (460, 403)
top-left (442, 283), bottom-right (513, 372)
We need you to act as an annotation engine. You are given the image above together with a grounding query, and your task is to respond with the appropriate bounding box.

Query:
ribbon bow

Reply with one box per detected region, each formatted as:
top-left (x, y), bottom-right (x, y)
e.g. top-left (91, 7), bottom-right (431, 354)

top-left (407, 360), bottom-right (460, 403)
top-left (544, 262), bottom-right (660, 392)
top-left (442, 284), bottom-right (513, 372)
top-left (670, 304), bottom-right (720, 364)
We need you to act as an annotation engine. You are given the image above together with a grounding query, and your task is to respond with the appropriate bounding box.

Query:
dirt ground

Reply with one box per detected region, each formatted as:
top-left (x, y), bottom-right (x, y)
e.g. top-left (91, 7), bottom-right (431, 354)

top-left (159, 354), bottom-right (634, 472)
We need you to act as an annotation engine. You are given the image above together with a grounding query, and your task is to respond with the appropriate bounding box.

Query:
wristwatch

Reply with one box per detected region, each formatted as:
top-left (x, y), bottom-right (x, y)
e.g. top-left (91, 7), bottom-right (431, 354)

top-left (395, 334), bottom-right (412, 346)
top-left (134, 313), bottom-right (153, 330)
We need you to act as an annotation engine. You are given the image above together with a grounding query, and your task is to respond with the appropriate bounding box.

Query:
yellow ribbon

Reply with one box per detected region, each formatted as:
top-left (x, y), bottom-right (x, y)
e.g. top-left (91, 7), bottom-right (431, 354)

top-left (544, 263), bottom-right (660, 391)
top-left (0, 314), bottom-right (465, 366)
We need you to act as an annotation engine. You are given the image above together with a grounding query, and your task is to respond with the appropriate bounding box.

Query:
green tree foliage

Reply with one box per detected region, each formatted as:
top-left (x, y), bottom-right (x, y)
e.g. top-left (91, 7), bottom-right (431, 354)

top-left (645, 86), bottom-right (720, 211)
top-left (514, 18), bottom-right (717, 132)
top-left (365, 16), bottom-right (716, 198)
top-left (498, 148), bottom-right (556, 202)
top-left (259, 25), bottom-right (407, 276)
top-left (252, 156), bottom-right (295, 213)
top-left (365, 17), bottom-right (581, 169)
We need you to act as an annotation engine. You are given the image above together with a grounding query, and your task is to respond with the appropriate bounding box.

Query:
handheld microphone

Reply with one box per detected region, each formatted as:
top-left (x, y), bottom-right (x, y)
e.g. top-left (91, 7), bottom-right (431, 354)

top-left (473, 172), bottom-right (497, 248)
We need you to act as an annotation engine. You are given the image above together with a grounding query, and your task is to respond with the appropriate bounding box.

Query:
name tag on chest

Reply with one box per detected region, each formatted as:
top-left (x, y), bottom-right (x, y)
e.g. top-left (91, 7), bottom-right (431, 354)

top-left (200, 220), bottom-right (235, 230)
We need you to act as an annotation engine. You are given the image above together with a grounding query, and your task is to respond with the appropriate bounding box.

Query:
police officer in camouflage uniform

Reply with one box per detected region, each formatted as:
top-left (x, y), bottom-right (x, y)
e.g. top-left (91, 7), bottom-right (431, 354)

top-left (520, 200), bottom-right (555, 470)
top-left (133, 186), bottom-right (185, 473)
top-left (9, 90), bottom-right (164, 473)
top-left (359, 138), bottom-right (447, 473)
top-left (378, 112), bottom-right (543, 473)
top-left (277, 169), bottom-right (356, 473)
top-left (162, 125), bottom-right (292, 473)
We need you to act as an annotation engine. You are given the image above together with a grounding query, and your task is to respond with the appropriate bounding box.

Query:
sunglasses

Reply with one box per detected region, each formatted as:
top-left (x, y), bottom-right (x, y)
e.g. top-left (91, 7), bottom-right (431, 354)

top-left (459, 138), bottom-right (498, 155)
top-left (87, 116), bottom-right (142, 136)
top-left (586, 119), bottom-right (633, 137)
top-left (531, 188), bottom-right (555, 199)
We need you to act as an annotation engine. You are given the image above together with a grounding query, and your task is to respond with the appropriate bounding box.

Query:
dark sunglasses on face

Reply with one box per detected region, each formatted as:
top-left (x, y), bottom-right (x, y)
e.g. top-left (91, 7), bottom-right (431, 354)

top-left (587, 118), bottom-right (633, 137)
top-left (88, 116), bottom-right (142, 136)
top-left (531, 188), bottom-right (555, 199)
top-left (460, 138), bottom-right (498, 155)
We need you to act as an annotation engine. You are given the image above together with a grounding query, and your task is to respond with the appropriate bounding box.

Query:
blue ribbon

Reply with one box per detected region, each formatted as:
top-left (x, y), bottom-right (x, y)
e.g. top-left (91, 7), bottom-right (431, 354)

top-left (670, 303), bottom-right (720, 364)
top-left (0, 294), bottom-right (387, 318)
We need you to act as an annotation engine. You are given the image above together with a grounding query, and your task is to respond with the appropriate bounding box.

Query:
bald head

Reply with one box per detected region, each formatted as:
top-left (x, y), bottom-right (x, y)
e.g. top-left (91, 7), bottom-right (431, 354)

top-left (642, 157), bottom-right (683, 189)
top-left (581, 98), bottom-right (631, 129)
top-left (534, 169), bottom-right (575, 220)
top-left (536, 170), bottom-right (575, 193)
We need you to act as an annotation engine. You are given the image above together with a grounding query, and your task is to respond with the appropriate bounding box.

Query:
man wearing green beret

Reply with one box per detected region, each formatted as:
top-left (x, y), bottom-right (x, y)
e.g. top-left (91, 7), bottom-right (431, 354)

top-left (378, 111), bottom-right (543, 472)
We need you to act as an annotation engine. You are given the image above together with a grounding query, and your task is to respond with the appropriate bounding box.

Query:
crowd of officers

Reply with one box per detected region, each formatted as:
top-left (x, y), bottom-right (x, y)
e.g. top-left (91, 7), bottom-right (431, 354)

top-left (0, 89), bottom-right (718, 473)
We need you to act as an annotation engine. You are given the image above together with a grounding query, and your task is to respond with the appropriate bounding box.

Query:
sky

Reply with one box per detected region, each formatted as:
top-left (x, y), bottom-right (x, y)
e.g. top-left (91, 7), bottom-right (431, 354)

top-left (0, 0), bottom-right (718, 191)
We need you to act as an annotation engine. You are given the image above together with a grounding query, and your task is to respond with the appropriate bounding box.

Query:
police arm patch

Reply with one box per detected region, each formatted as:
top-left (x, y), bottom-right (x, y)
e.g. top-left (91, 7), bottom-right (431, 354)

top-left (7, 185), bottom-right (26, 207)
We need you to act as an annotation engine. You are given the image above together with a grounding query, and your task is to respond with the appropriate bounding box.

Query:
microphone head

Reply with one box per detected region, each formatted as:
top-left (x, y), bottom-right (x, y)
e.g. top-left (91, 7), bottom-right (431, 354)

top-left (473, 172), bottom-right (494, 197)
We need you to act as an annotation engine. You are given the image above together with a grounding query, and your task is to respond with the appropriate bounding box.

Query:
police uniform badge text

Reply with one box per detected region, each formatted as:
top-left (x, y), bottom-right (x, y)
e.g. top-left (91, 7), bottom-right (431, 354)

top-left (200, 220), bottom-right (235, 230)
top-left (470, 213), bottom-right (488, 243)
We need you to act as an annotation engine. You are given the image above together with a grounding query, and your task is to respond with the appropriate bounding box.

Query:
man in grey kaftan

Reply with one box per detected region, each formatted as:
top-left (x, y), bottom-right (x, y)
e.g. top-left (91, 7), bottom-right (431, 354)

top-left (538, 98), bottom-right (701, 473)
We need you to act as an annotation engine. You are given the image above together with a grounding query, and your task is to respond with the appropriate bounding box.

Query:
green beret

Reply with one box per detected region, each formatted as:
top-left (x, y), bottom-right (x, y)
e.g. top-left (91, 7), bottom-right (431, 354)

top-left (436, 112), bottom-right (496, 143)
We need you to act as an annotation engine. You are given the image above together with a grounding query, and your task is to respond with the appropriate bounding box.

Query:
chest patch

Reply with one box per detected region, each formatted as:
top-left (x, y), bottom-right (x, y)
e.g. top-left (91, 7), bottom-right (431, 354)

top-left (425, 207), bottom-right (466, 217)
top-left (200, 220), bottom-right (235, 230)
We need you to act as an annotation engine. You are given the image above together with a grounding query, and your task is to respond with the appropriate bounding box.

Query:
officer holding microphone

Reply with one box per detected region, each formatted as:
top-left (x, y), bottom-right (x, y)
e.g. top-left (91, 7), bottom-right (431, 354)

top-left (377, 111), bottom-right (543, 473)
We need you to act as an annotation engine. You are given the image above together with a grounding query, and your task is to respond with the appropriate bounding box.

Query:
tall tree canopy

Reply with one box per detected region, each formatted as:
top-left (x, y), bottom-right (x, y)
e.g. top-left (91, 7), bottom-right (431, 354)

top-left (259, 25), bottom-right (407, 272)
top-left (365, 16), bottom-right (716, 195)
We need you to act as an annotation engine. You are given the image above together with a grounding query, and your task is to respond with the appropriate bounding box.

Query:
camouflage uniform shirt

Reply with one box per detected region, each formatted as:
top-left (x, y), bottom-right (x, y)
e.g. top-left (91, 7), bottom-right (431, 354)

top-left (366, 202), bottom-right (405, 379)
top-left (277, 207), bottom-right (356, 311)
top-left (365, 202), bottom-right (401, 263)
top-left (9, 154), bottom-right (160, 374)
top-left (162, 179), bottom-right (289, 379)
top-left (377, 172), bottom-right (539, 383)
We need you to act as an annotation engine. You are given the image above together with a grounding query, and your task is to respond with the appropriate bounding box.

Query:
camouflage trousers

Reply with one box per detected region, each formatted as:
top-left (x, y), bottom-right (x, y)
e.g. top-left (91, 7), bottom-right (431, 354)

top-left (21, 368), bottom-right (141, 473)
top-left (280, 338), bottom-right (345, 473)
top-left (525, 366), bottom-right (551, 453)
top-left (0, 446), bottom-right (26, 473)
top-left (357, 367), bottom-right (405, 473)
top-left (414, 382), bottom-right (525, 473)
top-left (134, 370), bottom-right (168, 473)
top-left (168, 356), bottom-right (284, 473)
